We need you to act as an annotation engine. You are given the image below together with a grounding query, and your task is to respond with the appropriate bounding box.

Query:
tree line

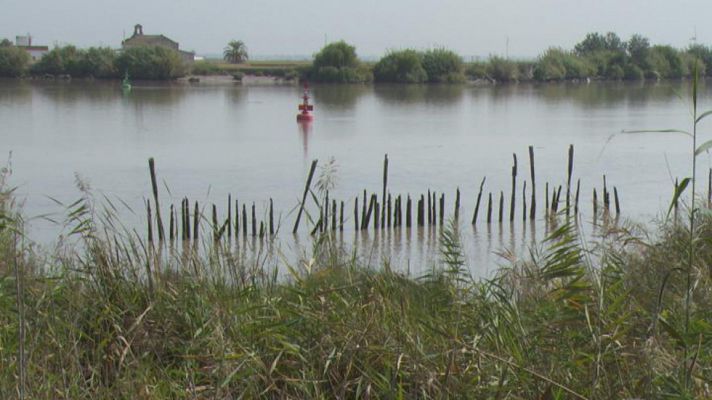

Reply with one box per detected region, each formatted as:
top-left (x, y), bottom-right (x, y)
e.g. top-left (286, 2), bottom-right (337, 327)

top-left (2, 32), bottom-right (712, 82)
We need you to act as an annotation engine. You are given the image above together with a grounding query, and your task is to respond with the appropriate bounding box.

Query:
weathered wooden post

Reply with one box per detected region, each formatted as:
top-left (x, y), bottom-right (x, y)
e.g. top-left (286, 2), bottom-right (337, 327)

top-left (498, 191), bottom-right (504, 223)
top-left (510, 153), bottom-right (517, 222)
top-left (406, 195), bottom-right (412, 227)
top-left (487, 193), bottom-right (493, 224)
top-left (227, 194), bottom-right (232, 239)
top-left (614, 187), bottom-right (620, 216)
top-left (455, 187), bottom-right (461, 221)
top-left (439, 193), bottom-right (444, 225)
top-left (529, 146), bottom-right (536, 220)
top-left (381, 154), bottom-right (388, 228)
top-left (472, 177), bottom-right (485, 225)
top-left (147, 201), bottom-right (153, 243)
top-left (354, 197), bottom-right (360, 230)
top-left (574, 179), bottom-right (580, 215)
top-left (566, 144), bottom-right (574, 216)
top-left (148, 158), bottom-right (165, 242)
top-left (193, 201), bottom-right (199, 241)
top-left (293, 159), bottom-right (318, 233)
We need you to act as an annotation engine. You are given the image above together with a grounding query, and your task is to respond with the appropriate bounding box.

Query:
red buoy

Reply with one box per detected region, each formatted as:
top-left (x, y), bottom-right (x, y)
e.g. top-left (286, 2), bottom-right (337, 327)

top-left (296, 82), bottom-right (314, 121)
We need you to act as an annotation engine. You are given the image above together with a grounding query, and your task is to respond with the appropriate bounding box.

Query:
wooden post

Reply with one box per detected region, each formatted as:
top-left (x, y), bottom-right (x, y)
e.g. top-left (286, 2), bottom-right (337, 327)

top-left (603, 175), bottom-right (609, 213)
top-left (235, 199), bottom-right (239, 237)
top-left (417, 195), bottom-right (424, 226)
top-left (381, 154), bottom-right (388, 228)
top-left (181, 199), bottom-right (186, 241)
top-left (324, 191), bottom-right (330, 231)
top-left (193, 201), bottom-right (199, 241)
top-left (545, 182), bottom-right (549, 217)
top-left (169, 204), bottom-right (175, 242)
top-left (332, 200), bottom-right (337, 231)
top-left (708, 168), bottom-right (711, 208)
top-left (242, 204), bottom-right (247, 237)
top-left (566, 144), bottom-right (574, 216)
top-left (252, 203), bottom-right (257, 237)
top-left (487, 193), bottom-right (493, 224)
top-left (574, 179), bottom-right (580, 215)
top-left (522, 181), bottom-right (527, 221)
top-left (427, 190), bottom-right (432, 225)
top-left (147, 201), bottom-right (153, 243)
top-left (293, 159), bottom-right (318, 233)
top-left (387, 193), bottom-right (392, 229)
top-left (374, 201), bottom-right (380, 230)
top-left (406, 195), bottom-right (412, 227)
top-left (455, 187), bottom-right (461, 221)
top-left (439, 193), bottom-right (444, 225)
top-left (148, 158), bottom-right (165, 242)
top-left (614, 187), bottom-right (620, 216)
top-left (472, 177), bottom-right (485, 225)
top-left (339, 201), bottom-right (344, 231)
top-left (364, 195), bottom-right (376, 230)
top-left (212, 204), bottom-right (218, 241)
top-left (354, 197), bottom-right (359, 230)
top-left (529, 145), bottom-right (536, 220)
top-left (510, 153), bottom-right (517, 222)
top-left (432, 191), bottom-right (437, 226)
top-left (227, 194), bottom-right (232, 239)
top-left (361, 190), bottom-right (367, 229)
top-left (498, 191), bottom-right (504, 223)
top-left (270, 198), bottom-right (275, 235)
top-left (593, 188), bottom-right (598, 220)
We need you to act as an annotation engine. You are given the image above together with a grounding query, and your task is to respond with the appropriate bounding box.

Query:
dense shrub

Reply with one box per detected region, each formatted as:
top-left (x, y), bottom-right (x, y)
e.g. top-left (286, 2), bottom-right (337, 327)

top-left (31, 46), bottom-right (83, 76)
top-left (115, 46), bottom-right (185, 80)
top-left (0, 46), bottom-right (31, 77)
top-left (421, 48), bottom-right (464, 83)
top-left (487, 56), bottom-right (519, 82)
top-left (310, 41), bottom-right (372, 83)
top-left (687, 44), bottom-right (712, 76)
top-left (373, 49), bottom-right (427, 83)
top-left (81, 47), bottom-right (118, 78)
top-left (623, 64), bottom-right (644, 80)
top-left (190, 61), bottom-right (222, 76)
top-left (648, 45), bottom-right (686, 79)
top-left (533, 48), bottom-right (594, 80)
top-left (465, 61), bottom-right (488, 80)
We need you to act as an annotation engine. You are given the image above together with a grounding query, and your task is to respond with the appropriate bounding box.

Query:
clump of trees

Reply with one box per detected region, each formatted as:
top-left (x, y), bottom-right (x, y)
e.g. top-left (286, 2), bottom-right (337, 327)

top-left (373, 48), bottom-right (464, 83)
top-left (0, 39), bottom-right (30, 77)
top-left (115, 46), bottom-right (185, 80)
top-left (308, 41), bottom-right (372, 83)
top-left (30, 45), bottom-right (118, 78)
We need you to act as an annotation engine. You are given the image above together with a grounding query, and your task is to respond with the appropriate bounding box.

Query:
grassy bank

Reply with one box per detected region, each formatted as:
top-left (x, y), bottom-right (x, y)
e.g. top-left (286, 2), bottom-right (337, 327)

top-left (1, 171), bottom-right (711, 399)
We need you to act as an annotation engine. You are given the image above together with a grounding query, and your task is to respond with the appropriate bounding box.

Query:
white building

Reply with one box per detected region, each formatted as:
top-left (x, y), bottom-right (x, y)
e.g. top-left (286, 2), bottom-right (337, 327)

top-left (15, 35), bottom-right (49, 61)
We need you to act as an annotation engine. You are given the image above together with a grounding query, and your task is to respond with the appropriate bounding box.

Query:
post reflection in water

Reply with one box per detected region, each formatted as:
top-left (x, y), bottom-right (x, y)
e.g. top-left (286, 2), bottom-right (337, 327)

top-left (297, 120), bottom-right (313, 157)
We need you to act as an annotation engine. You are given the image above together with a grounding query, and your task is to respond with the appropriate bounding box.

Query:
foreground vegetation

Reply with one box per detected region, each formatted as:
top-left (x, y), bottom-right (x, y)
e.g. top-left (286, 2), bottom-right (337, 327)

top-left (1, 165), bottom-right (711, 399)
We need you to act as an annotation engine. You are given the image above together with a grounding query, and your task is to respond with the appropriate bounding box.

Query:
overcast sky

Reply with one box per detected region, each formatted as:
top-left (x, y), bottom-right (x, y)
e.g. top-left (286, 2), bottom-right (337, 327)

top-left (1, 0), bottom-right (709, 59)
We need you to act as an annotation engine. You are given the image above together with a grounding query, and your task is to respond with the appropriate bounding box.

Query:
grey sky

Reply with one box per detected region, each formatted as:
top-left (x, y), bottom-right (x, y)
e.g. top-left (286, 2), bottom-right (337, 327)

top-left (1, 0), bottom-right (708, 59)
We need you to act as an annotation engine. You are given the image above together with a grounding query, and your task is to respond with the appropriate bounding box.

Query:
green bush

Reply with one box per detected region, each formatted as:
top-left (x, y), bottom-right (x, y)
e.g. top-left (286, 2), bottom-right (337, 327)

top-left (31, 46), bottom-right (84, 76)
top-left (465, 61), bottom-right (488, 80)
top-left (190, 61), bottom-right (222, 76)
top-left (0, 46), bottom-right (31, 77)
top-left (606, 64), bottom-right (624, 80)
top-left (487, 56), bottom-right (519, 82)
top-left (115, 46), bottom-right (185, 80)
top-left (421, 48), bottom-right (464, 83)
top-left (623, 64), bottom-right (644, 80)
top-left (373, 49), bottom-right (428, 83)
top-left (687, 44), bottom-right (712, 76)
top-left (648, 45), bottom-right (686, 79)
top-left (533, 48), bottom-right (568, 81)
top-left (310, 41), bottom-right (372, 83)
top-left (81, 47), bottom-right (118, 78)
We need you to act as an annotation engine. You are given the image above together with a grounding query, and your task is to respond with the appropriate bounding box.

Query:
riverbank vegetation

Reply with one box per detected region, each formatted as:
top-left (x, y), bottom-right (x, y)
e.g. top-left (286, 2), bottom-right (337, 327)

top-left (1, 164), bottom-right (712, 398)
top-left (1, 31), bottom-right (712, 83)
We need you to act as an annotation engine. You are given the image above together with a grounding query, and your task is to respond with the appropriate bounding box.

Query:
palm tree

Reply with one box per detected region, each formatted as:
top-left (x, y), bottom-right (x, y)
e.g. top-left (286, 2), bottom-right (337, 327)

top-left (224, 40), bottom-right (248, 64)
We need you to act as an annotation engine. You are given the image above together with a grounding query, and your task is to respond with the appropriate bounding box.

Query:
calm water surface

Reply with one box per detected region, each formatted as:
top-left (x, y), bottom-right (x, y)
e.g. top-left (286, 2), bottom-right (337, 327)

top-left (2, 79), bottom-right (709, 276)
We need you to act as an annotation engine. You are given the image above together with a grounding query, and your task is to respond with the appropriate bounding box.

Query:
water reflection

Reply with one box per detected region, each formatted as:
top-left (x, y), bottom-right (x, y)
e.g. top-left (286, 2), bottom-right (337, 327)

top-left (311, 84), bottom-right (367, 111)
top-left (374, 84), bottom-right (464, 106)
top-left (297, 120), bottom-right (313, 156)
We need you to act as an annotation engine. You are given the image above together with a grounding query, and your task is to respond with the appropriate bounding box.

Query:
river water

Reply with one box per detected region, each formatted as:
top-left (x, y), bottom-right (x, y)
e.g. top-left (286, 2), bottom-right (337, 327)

top-left (1, 78), bottom-right (708, 276)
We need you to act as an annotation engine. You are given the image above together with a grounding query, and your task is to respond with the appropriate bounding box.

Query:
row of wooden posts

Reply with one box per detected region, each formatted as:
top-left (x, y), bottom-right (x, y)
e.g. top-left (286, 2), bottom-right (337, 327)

top-left (146, 145), bottom-right (624, 243)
